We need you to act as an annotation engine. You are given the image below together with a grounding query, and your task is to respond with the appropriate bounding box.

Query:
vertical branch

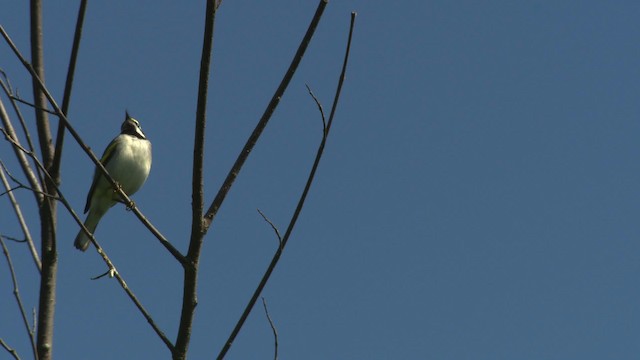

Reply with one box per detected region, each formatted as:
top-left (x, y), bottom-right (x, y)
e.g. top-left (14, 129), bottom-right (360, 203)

top-left (51, 0), bottom-right (88, 182)
top-left (35, 223), bottom-right (56, 360)
top-left (174, 0), bottom-right (219, 359)
top-left (216, 12), bottom-right (356, 359)
top-left (29, 0), bottom-right (53, 168)
top-left (30, 1), bottom-right (57, 359)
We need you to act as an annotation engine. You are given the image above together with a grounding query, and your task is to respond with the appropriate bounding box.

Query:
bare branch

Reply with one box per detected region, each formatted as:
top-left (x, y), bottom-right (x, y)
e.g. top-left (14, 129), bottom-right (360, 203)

top-left (51, 0), bottom-right (89, 182)
top-left (0, 161), bottom-right (41, 271)
top-left (216, 11), bottom-right (356, 359)
top-left (261, 297), bottom-right (279, 360)
top-left (174, 0), bottom-right (219, 357)
top-left (325, 12), bottom-right (357, 134)
top-left (0, 338), bottom-right (21, 360)
top-left (29, 0), bottom-right (53, 170)
top-left (1, 39), bottom-right (53, 358)
top-left (0, 25), bottom-right (184, 264)
top-left (202, 0), bottom-right (329, 233)
top-left (1, 235), bottom-right (38, 359)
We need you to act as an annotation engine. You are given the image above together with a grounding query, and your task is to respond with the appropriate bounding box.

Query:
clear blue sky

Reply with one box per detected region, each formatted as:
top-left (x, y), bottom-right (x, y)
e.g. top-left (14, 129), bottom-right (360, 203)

top-left (2, 1), bottom-right (639, 359)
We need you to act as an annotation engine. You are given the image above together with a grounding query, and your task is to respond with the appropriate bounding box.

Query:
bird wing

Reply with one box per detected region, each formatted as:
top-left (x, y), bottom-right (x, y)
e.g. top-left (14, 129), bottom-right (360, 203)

top-left (84, 137), bottom-right (119, 213)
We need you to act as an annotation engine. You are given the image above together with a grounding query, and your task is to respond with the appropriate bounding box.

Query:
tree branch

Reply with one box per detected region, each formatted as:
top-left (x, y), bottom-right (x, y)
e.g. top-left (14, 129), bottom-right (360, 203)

top-left (174, 0), bottom-right (219, 358)
top-left (0, 338), bottom-right (21, 360)
top-left (30, 0), bottom-right (53, 169)
top-left (51, 0), bottom-right (88, 183)
top-left (28, 1), bottom-right (58, 357)
top-left (261, 297), bottom-right (278, 360)
top-left (0, 161), bottom-right (41, 272)
top-left (7, 96), bottom-right (56, 115)
top-left (216, 11), bottom-right (356, 359)
top-left (1, 234), bottom-right (38, 360)
top-left (201, 0), bottom-right (328, 233)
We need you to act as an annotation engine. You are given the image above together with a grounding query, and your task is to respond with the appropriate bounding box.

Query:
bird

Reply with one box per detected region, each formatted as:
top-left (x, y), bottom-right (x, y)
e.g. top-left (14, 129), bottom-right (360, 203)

top-left (74, 112), bottom-right (152, 251)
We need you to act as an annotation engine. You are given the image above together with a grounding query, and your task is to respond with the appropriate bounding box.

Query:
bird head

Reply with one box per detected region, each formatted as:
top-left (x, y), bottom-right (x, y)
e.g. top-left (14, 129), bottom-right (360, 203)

top-left (121, 111), bottom-right (147, 139)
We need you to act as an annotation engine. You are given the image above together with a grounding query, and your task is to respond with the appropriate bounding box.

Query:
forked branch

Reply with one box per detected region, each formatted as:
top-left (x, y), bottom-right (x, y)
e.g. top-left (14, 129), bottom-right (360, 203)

top-left (0, 338), bottom-right (20, 360)
top-left (201, 0), bottom-right (329, 232)
top-left (216, 11), bottom-right (357, 360)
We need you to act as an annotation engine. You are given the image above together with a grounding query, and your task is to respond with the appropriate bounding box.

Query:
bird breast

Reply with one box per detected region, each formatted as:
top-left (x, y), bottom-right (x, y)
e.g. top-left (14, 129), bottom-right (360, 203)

top-left (105, 135), bottom-right (152, 196)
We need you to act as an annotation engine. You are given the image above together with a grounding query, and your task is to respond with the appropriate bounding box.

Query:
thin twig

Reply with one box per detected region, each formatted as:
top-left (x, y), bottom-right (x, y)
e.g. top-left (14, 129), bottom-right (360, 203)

top-left (0, 25), bottom-right (185, 265)
top-left (0, 338), bottom-right (21, 360)
top-left (0, 161), bottom-right (41, 271)
top-left (0, 184), bottom-right (20, 197)
top-left (9, 96), bottom-right (56, 115)
top-left (202, 0), bottom-right (329, 233)
top-left (1, 234), bottom-right (38, 360)
top-left (261, 297), bottom-right (279, 360)
top-left (2, 127), bottom-right (175, 352)
top-left (257, 209), bottom-right (283, 246)
top-left (1, 235), bottom-right (27, 243)
top-left (305, 84), bottom-right (326, 133)
top-left (90, 268), bottom-right (115, 280)
top-left (216, 11), bottom-right (356, 359)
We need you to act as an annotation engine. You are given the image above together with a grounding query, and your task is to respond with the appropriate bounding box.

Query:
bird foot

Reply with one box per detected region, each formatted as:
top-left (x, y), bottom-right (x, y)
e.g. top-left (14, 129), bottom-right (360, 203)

top-left (125, 199), bottom-right (136, 211)
top-left (111, 182), bottom-right (135, 210)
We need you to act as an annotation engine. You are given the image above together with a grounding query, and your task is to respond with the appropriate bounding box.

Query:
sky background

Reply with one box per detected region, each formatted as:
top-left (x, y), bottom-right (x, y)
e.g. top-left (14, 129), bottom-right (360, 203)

top-left (1, 1), bottom-right (640, 359)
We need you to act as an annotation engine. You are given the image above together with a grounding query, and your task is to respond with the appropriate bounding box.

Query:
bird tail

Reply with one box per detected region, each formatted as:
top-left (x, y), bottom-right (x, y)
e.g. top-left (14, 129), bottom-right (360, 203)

top-left (74, 210), bottom-right (104, 251)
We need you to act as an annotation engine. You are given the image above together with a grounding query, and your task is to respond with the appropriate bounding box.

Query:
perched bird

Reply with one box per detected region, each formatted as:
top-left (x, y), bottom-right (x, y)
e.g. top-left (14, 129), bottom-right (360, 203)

top-left (74, 112), bottom-right (152, 251)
